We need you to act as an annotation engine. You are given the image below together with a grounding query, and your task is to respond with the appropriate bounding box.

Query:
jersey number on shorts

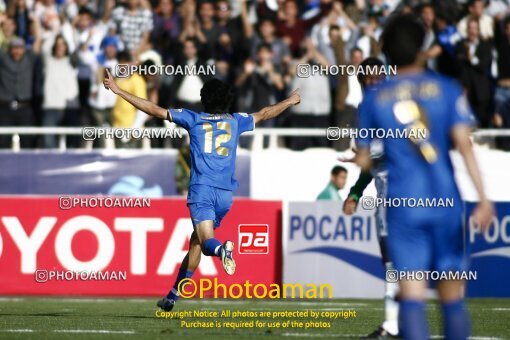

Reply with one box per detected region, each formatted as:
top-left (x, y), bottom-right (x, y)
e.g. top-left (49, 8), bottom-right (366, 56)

top-left (202, 122), bottom-right (232, 156)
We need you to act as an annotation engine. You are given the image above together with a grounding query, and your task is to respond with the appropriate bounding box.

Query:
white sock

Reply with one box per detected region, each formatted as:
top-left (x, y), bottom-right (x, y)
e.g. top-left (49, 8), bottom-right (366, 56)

top-left (214, 245), bottom-right (222, 256)
top-left (383, 262), bottom-right (399, 335)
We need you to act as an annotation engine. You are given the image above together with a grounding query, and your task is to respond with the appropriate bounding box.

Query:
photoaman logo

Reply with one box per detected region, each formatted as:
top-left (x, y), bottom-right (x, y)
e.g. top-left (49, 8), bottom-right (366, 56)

top-left (177, 278), bottom-right (332, 299)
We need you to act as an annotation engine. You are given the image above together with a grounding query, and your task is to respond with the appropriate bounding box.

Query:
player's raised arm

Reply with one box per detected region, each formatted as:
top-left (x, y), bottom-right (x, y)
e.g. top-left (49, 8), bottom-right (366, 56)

top-left (103, 69), bottom-right (168, 120)
top-left (252, 89), bottom-right (301, 124)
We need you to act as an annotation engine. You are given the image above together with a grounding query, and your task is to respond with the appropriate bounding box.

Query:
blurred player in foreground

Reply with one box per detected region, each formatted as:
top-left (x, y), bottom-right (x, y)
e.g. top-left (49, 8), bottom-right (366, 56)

top-left (103, 70), bottom-right (300, 311)
top-left (355, 15), bottom-right (494, 340)
top-left (341, 57), bottom-right (400, 338)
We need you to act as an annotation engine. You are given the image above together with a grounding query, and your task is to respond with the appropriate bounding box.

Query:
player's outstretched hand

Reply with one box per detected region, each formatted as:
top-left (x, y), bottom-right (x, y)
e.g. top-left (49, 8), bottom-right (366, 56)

top-left (471, 200), bottom-right (495, 232)
top-left (103, 68), bottom-right (120, 94)
top-left (288, 89), bottom-right (301, 105)
top-left (343, 196), bottom-right (358, 215)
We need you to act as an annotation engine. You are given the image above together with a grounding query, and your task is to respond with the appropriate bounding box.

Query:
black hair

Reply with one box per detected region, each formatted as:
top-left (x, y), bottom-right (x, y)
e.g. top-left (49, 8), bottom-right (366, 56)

top-left (468, 0), bottom-right (485, 7)
top-left (256, 42), bottom-right (272, 53)
top-left (142, 59), bottom-right (155, 67)
top-left (419, 3), bottom-right (435, 13)
top-left (504, 16), bottom-right (510, 27)
top-left (51, 34), bottom-right (69, 57)
top-left (329, 24), bottom-right (340, 33)
top-left (381, 14), bottom-right (425, 67)
top-left (184, 37), bottom-right (196, 45)
top-left (200, 78), bottom-right (234, 114)
top-left (117, 51), bottom-right (132, 63)
top-left (331, 165), bottom-right (347, 176)
top-left (357, 57), bottom-right (385, 85)
top-left (78, 7), bottom-right (94, 17)
top-left (350, 47), bottom-right (363, 56)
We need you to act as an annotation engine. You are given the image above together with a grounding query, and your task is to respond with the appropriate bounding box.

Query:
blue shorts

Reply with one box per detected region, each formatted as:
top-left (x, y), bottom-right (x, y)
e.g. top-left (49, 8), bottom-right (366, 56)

top-left (387, 205), bottom-right (468, 273)
top-left (187, 184), bottom-right (233, 229)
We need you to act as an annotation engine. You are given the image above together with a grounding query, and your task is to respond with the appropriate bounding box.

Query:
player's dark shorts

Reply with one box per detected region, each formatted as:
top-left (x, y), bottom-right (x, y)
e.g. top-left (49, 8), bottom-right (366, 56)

top-left (387, 204), bottom-right (467, 273)
top-left (187, 184), bottom-right (233, 229)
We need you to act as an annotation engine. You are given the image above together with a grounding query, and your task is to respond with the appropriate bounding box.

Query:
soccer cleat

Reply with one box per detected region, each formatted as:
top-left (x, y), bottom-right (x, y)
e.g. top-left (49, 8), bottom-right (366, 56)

top-left (220, 241), bottom-right (236, 275)
top-left (157, 298), bottom-right (175, 312)
top-left (362, 325), bottom-right (400, 339)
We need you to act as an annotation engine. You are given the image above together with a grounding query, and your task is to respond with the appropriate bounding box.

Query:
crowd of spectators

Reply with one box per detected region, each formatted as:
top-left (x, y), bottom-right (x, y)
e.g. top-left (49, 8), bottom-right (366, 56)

top-left (0, 0), bottom-right (509, 149)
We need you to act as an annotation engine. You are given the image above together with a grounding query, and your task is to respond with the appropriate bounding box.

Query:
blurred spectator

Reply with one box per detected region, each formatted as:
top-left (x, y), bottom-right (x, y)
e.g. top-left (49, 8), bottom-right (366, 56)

top-left (151, 0), bottom-right (181, 65)
top-left (486, 0), bottom-right (510, 20)
top-left (41, 34), bottom-right (79, 148)
top-left (112, 51), bottom-right (147, 128)
top-left (494, 17), bottom-right (510, 149)
top-left (236, 42), bottom-right (284, 148)
top-left (286, 39), bottom-right (331, 150)
top-left (236, 43), bottom-right (284, 117)
top-left (194, 1), bottom-right (220, 59)
top-left (355, 14), bottom-right (382, 59)
top-left (63, 0), bottom-right (97, 22)
top-left (332, 46), bottom-right (363, 150)
top-left (64, 6), bottom-right (113, 126)
top-left (456, 18), bottom-right (493, 127)
top-left (6, 0), bottom-right (31, 42)
top-left (0, 23), bottom-right (41, 148)
top-left (89, 36), bottom-right (120, 128)
top-left (457, 0), bottom-right (494, 40)
top-left (367, 0), bottom-right (391, 19)
top-left (0, 15), bottom-right (18, 50)
top-left (313, 1), bottom-right (355, 61)
top-left (435, 11), bottom-right (463, 78)
top-left (215, 0), bottom-right (252, 68)
top-left (249, 19), bottom-right (291, 69)
top-left (316, 165), bottom-right (347, 201)
top-left (33, 0), bottom-right (61, 35)
top-left (110, 0), bottom-right (153, 54)
top-left (216, 0), bottom-right (245, 55)
top-left (62, 6), bottom-right (111, 54)
top-left (276, 0), bottom-right (332, 57)
top-left (171, 38), bottom-right (210, 112)
top-left (420, 3), bottom-right (441, 71)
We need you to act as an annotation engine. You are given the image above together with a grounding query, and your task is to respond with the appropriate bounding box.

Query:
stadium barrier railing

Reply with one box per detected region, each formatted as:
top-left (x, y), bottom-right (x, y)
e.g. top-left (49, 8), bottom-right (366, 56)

top-left (0, 127), bottom-right (509, 151)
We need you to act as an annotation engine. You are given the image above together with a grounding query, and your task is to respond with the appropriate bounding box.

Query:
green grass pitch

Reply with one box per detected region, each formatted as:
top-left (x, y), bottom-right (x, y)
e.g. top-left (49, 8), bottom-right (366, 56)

top-left (0, 298), bottom-right (508, 339)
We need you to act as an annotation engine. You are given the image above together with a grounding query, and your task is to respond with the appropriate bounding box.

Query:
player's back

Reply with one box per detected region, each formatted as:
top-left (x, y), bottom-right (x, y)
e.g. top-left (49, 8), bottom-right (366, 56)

top-left (168, 108), bottom-right (254, 191)
top-left (358, 72), bottom-right (474, 207)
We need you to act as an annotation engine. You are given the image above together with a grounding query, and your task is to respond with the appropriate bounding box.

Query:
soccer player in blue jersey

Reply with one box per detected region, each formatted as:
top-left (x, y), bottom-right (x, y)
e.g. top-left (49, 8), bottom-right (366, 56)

top-left (103, 70), bottom-right (300, 311)
top-left (355, 15), bottom-right (494, 340)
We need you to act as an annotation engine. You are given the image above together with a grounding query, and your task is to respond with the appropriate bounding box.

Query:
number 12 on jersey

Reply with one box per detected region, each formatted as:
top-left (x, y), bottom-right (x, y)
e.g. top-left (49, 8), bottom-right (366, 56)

top-left (202, 122), bottom-right (231, 156)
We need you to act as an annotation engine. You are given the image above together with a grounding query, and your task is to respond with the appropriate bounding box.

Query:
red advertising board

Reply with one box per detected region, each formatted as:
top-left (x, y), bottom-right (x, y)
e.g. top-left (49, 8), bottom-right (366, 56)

top-left (0, 197), bottom-right (282, 296)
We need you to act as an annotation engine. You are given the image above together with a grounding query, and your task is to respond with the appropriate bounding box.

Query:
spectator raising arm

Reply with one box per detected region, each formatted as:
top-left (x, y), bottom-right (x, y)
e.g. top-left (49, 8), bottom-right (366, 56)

top-left (103, 69), bottom-right (167, 119)
top-left (31, 13), bottom-right (42, 54)
top-left (240, 0), bottom-right (253, 38)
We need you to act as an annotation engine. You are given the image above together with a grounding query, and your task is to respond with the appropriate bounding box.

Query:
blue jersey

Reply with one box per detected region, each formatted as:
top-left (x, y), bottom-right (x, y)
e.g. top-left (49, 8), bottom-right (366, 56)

top-left (357, 72), bottom-right (475, 208)
top-left (169, 108), bottom-right (254, 191)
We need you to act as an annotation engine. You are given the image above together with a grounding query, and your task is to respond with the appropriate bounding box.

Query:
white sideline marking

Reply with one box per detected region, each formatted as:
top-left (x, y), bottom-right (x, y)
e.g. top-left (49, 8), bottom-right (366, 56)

top-left (1, 329), bottom-right (135, 334)
top-left (53, 330), bottom-right (135, 334)
top-left (15, 298), bottom-right (149, 303)
top-left (282, 333), bottom-right (362, 337)
top-left (0, 297), bottom-right (24, 302)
